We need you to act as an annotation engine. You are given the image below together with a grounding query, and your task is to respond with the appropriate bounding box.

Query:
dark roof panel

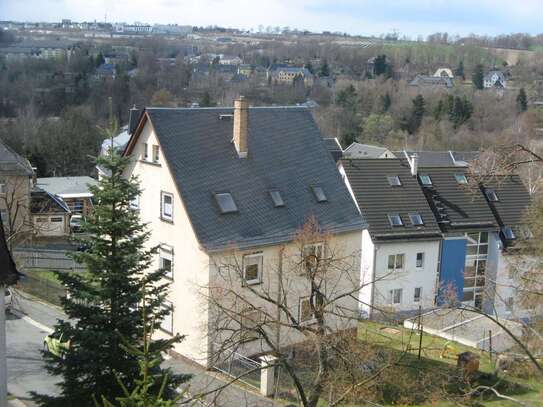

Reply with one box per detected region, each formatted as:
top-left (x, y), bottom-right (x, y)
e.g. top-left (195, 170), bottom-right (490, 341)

top-left (144, 107), bottom-right (365, 251)
top-left (341, 159), bottom-right (441, 241)
top-left (481, 175), bottom-right (530, 228)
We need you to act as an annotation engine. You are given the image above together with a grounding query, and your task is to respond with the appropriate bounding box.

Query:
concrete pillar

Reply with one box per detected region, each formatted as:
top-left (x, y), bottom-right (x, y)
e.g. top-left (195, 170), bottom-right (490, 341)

top-left (259, 355), bottom-right (277, 397)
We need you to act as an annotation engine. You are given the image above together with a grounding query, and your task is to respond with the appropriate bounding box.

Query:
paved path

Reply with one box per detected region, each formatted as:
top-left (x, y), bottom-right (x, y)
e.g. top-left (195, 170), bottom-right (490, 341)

top-left (6, 290), bottom-right (277, 406)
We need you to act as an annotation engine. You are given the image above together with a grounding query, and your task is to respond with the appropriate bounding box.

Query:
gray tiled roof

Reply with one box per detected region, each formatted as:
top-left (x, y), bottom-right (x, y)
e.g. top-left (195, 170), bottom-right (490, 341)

top-left (418, 167), bottom-right (498, 233)
top-left (143, 107), bottom-right (366, 251)
top-left (481, 175), bottom-right (530, 229)
top-left (395, 150), bottom-right (478, 167)
top-left (36, 176), bottom-right (97, 197)
top-left (0, 140), bottom-right (33, 176)
top-left (341, 159), bottom-right (441, 241)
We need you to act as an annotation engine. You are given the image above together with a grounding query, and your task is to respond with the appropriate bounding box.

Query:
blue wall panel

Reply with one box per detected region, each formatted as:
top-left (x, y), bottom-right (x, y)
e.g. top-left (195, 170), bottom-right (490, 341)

top-left (437, 238), bottom-right (467, 305)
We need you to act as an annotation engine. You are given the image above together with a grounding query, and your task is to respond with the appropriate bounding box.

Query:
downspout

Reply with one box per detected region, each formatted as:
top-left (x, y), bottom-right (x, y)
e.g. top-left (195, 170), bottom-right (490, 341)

top-left (370, 243), bottom-right (377, 319)
top-left (275, 245), bottom-right (285, 350)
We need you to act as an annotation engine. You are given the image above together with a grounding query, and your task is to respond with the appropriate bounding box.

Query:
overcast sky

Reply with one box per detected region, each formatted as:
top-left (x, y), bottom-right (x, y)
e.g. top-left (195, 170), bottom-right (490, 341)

top-left (3, 0), bottom-right (542, 37)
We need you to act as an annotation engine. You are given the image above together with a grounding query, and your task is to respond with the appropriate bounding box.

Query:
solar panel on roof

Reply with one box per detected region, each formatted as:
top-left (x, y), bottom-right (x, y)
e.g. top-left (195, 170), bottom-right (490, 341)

top-left (214, 193), bottom-right (238, 214)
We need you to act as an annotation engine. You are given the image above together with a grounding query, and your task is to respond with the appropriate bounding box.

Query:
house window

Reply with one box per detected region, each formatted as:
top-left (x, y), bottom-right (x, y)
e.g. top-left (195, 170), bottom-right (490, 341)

top-left (36, 217), bottom-right (47, 223)
top-left (409, 213), bottom-right (424, 226)
top-left (73, 199), bottom-right (84, 213)
top-left (416, 252), bottom-right (424, 269)
top-left (485, 189), bottom-right (499, 202)
top-left (419, 175), bottom-right (432, 186)
top-left (387, 254), bottom-right (404, 272)
top-left (387, 175), bottom-right (402, 187)
top-left (130, 194), bottom-right (139, 210)
top-left (501, 226), bottom-right (516, 241)
top-left (161, 192), bottom-right (173, 221)
top-left (243, 253), bottom-right (263, 285)
top-left (50, 217), bottom-right (63, 223)
top-left (0, 177), bottom-right (6, 194)
top-left (159, 245), bottom-right (174, 280)
top-left (303, 243), bottom-right (324, 272)
top-left (214, 193), bottom-right (238, 214)
top-left (414, 287), bottom-right (422, 303)
top-left (152, 145), bottom-right (160, 163)
top-left (389, 288), bottom-right (402, 304)
top-left (159, 301), bottom-right (173, 334)
top-left (142, 143), bottom-right (148, 160)
top-left (298, 297), bottom-right (314, 323)
top-left (388, 214), bottom-right (403, 227)
top-left (240, 308), bottom-right (261, 342)
top-left (0, 211), bottom-right (7, 223)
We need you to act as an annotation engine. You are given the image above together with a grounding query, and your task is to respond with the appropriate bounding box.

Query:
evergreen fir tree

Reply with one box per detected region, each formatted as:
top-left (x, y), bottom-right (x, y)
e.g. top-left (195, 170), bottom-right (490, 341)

top-left (408, 94), bottom-right (425, 133)
top-left (517, 87), bottom-right (528, 113)
top-left (381, 92), bottom-right (392, 113)
top-left (319, 59), bottom-right (330, 77)
top-left (455, 60), bottom-right (465, 79)
top-left (95, 52), bottom-right (105, 67)
top-left (33, 103), bottom-right (188, 407)
top-left (373, 55), bottom-right (388, 76)
top-left (472, 64), bottom-right (485, 90)
top-left (200, 91), bottom-right (214, 107)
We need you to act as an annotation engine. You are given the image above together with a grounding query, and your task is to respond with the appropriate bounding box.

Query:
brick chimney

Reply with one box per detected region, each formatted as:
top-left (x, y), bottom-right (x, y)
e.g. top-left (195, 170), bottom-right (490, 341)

top-left (233, 96), bottom-right (248, 158)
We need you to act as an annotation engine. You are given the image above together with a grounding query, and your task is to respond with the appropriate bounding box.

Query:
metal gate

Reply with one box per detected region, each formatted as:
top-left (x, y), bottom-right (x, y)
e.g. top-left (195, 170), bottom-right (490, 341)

top-left (212, 343), bottom-right (261, 389)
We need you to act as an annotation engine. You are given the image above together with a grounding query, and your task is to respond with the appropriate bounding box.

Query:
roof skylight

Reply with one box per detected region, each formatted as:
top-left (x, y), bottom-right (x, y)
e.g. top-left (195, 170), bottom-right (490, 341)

top-left (387, 176), bottom-right (402, 187)
top-left (269, 190), bottom-right (285, 207)
top-left (485, 189), bottom-right (499, 202)
top-left (409, 213), bottom-right (424, 226)
top-left (214, 192), bottom-right (238, 214)
top-left (455, 174), bottom-right (468, 184)
top-left (419, 175), bottom-right (432, 186)
top-left (501, 226), bottom-right (516, 240)
top-left (312, 186), bottom-right (327, 203)
top-left (388, 214), bottom-right (403, 227)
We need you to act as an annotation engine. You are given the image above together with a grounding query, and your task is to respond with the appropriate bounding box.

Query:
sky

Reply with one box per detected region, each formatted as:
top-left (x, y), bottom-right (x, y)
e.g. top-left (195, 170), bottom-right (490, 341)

top-left (3, 0), bottom-right (543, 38)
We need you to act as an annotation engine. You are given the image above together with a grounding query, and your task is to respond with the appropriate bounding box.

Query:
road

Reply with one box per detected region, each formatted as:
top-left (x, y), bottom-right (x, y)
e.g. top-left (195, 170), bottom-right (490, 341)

top-left (5, 291), bottom-right (276, 406)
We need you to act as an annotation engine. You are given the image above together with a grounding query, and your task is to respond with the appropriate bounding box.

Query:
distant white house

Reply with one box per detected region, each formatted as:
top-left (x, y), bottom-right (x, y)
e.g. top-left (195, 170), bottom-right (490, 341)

top-left (484, 70), bottom-right (507, 89)
top-left (343, 143), bottom-right (396, 159)
top-left (433, 68), bottom-right (454, 78)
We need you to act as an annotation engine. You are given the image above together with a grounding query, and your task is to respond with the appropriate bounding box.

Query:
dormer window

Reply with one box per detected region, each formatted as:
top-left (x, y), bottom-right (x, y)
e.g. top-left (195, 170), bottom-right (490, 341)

top-left (409, 213), bottom-right (424, 226)
top-left (269, 190), bottom-right (285, 207)
top-left (455, 174), bottom-right (468, 184)
top-left (215, 192), bottom-right (238, 214)
top-left (311, 186), bottom-right (327, 203)
top-left (419, 175), bottom-right (432, 186)
top-left (485, 189), bottom-right (499, 202)
top-left (388, 214), bottom-right (403, 227)
top-left (387, 176), bottom-right (402, 187)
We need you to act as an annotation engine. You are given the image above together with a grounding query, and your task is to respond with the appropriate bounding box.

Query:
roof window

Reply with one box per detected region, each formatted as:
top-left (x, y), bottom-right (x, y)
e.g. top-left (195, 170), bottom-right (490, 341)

top-left (311, 186), bottom-right (327, 203)
top-left (501, 226), bottom-right (516, 240)
top-left (269, 190), bottom-right (285, 207)
top-left (485, 189), bottom-right (499, 202)
top-left (409, 213), bottom-right (424, 226)
top-left (214, 193), bottom-right (238, 214)
top-left (387, 176), bottom-right (402, 187)
top-left (388, 214), bottom-right (403, 227)
top-left (419, 175), bottom-right (432, 186)
top-left (455, 174), bottom-right (468, 184)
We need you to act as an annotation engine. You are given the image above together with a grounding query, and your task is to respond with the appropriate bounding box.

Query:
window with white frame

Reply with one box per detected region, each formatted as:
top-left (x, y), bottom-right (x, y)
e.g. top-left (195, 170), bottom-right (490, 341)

top-left (414, 287), bottom-right (422, 303)
top-left (160, 301), bottom-right (173, 334)
top-left (389, 288), bottom-right (402, 305)
top-left (463, 232), bottom-right (488, 308)
top-left (240, 308), bottom-right (261, 342)
top-left (152, 145), bottom-right (160, 163)
top-left (159, 244), bottom-right (174, 280)
top-left (0, 177), bottom-right (7, 194)
top-left (242, 253), bottom-right (263, 285)
top-left (130, 194), bottom-right (139, 210)
top-left (161, 192), bottom-right (173, 221)
top-left (302, 242), bottom-right (324, 273)
top-left (298, 297), bottom-right (314, 323)
top-left (387, 254), bottom-right (404, 272)
top-left (416, 252), bottom-right (424, 269)
top-left (142, 143), bottom-right (149, 160)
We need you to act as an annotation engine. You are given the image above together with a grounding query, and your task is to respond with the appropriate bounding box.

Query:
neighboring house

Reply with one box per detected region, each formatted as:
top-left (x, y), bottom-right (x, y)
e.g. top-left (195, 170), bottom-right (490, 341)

top-left (269, 67), bottom-right (314, 86)
top-left (219, 55), bottom-right (243, 65)
top-left (30, 188), bottom-right (71, 237)
top-left (36, 176), bottom-right (98, 217)
top-left (123, 98), bottom-right (365, 365)
top-left (237, 64), bottom-right (253, 76)
top-left (343, 143), bottom-right (396, 159)
top-left (339, 158), bottom-right (443, 317)
top-left (409, 75), bottom-right (454, 89)
top-left (0, 40), bottom-right (75, 60)
top-left (323, 138), bottom-right (343, 162)
top-left (95, 63), bottom-right (117, 80)
top-left (433, 68), bottom-right (454, 78)
top-left (0, 140), bottom-right (34, 245)
top-left (484, 70), bottom-right (507, 89)
top-left (395, 150), bottom-right (478, 167)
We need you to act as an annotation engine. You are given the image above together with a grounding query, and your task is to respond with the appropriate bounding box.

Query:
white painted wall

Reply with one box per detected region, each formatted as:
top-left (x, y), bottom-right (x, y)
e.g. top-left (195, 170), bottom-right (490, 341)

top-left (359, 229), bottom-right (375, 317)
top-left (372, 239), bottom-right (441, 314)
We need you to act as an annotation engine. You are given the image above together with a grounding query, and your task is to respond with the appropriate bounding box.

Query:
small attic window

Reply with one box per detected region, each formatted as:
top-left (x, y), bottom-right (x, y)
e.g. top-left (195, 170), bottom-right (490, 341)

top-left (311, 186), bottom-right (327, 203)
top-left (387, 176), bottom-right (402, 187)
top-left (388, 214), bottom-right (403, 227)
top-left (419, 175), bottom-right (432, 186)
top-left (485, 189), bottom-right (499, 202)
top-left (214, 193), bottom-right (238, 214)
top-left (269, 190), bottom-right (285, 207)
top-left (455, 174), bottom-right (468, 184)
top-left (501, 226), bottom-right (516, 240)
top-left (409, 213), bottom-right (424, 226)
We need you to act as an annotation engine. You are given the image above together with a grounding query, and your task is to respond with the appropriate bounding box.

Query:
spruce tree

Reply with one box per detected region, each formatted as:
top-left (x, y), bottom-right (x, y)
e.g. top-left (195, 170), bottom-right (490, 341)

top-left (472, 64), bottom-right (485, 90)
top-left (517, 87), bottom-right (528, 113)
top-left (33, 106), bottom-right (187, 406)
top-left (455, 60), bottom-right (465, 79)
top-left (408, 94), bottom-right (425, 133)
top-left (319, 59), bottom-right (330, 77)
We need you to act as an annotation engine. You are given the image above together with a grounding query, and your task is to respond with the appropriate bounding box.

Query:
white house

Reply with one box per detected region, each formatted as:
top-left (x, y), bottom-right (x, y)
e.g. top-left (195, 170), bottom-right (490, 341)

top-left (433, 68), bottom-right (454, 78)
top-left (339, 157), bottom-right (442, 318)
top-left (484, 70), bottom-right (507, 89)
top-left (123, 98), bottom-right (366, 366)
top-left (343, 143), bottom-right (396, 159)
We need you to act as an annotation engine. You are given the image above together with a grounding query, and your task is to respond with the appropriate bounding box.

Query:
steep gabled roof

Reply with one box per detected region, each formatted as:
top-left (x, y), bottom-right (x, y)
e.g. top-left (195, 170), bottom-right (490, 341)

top-left (341, 159), bottom-right (441, 241)
top-left (0, 139), bottom-right (34, 176)
top-left (128, 107), bottom-right (365, 251)
top-left (30, 187), bottom-right (71, 214)
top-left (417, 167), bottom-right (498, 233)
